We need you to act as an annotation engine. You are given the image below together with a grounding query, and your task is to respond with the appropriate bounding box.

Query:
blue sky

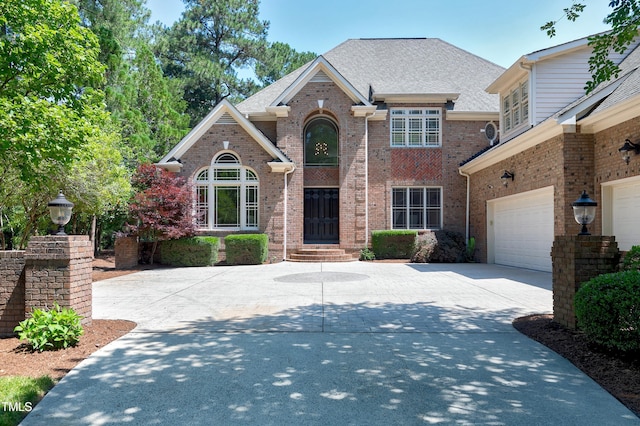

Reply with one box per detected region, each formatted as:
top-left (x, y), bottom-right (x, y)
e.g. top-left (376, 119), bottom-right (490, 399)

top-left (146, 0), bottom-right (612, 69)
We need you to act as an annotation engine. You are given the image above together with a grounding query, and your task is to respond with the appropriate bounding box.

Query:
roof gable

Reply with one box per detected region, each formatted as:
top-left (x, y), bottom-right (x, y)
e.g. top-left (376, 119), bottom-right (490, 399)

top-left (271, 56), bottom-right (371, 107)
top-left (158, 99), bottom-right (292, 169)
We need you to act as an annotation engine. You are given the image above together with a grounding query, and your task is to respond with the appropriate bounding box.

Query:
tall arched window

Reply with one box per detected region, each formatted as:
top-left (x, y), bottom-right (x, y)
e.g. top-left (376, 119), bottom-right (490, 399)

top-left (195, 152), bottom-right (259, 230)
top-left (304, 117), bottom-right (338, 166)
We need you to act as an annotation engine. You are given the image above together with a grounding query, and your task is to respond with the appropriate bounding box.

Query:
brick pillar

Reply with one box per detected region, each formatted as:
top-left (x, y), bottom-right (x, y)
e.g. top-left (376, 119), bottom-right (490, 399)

top-left (115, 236), bottom-right (138, 269)
top-left (551, 235), bottom-right (619, 329)
top-left (24, 236), bottom-right (93, 325)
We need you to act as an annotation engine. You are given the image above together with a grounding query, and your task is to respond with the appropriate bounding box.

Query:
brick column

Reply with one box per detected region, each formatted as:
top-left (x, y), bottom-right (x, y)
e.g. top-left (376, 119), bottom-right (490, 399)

top-left (551, 235), bottom-right (619, 329)
top-left (115, 236), bottom-right (138, 269)
top-left (24, 236), bottom-right (93, 325)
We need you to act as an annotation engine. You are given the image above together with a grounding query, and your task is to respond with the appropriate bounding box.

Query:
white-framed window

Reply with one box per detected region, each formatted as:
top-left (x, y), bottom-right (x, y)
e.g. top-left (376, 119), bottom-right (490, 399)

top-left (390, 108), bottom-right (441, 147)
top-left (502, 80), bottom-right (529, 133)
top-left (195, 152), bottom-right (259, 230)
top-left (391, 187), bottom-right (442, 229)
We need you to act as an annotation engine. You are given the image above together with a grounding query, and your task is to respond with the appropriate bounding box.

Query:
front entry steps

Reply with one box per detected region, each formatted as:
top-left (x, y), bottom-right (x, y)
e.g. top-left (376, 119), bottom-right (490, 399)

top-left (289, 248), bottom-right (359, 262)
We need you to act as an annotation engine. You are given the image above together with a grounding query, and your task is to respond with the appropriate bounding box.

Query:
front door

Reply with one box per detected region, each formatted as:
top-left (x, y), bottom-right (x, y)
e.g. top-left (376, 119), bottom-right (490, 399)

top-left (304, 188), bottom-right (339, 243)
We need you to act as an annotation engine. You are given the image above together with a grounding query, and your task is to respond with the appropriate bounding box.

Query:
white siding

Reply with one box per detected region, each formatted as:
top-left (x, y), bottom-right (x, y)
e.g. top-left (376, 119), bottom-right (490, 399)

top-left (533, 49), bottom-right (593, 125)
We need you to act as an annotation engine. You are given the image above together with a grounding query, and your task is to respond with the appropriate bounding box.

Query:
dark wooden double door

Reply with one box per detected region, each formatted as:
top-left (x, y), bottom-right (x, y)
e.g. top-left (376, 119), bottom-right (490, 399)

top-left (304, 188), bottom-right (339, 243)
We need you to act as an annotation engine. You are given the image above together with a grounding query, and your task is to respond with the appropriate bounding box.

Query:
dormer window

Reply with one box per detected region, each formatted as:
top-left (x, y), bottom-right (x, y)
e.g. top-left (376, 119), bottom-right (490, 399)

top-left (502, 80), bottom-right (529, 133)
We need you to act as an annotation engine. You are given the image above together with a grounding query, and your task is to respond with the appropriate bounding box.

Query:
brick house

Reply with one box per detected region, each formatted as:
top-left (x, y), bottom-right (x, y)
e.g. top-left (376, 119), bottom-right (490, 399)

top-left (459, 35), bottom-right (640, 272)
top-left (159, 35), bottom-right (640, 269)
top-left (158, 38), bottom-right (504, 260)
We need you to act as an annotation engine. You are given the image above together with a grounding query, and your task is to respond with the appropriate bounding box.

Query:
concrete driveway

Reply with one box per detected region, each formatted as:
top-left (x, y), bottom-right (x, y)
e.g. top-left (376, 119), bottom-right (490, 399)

top-left (21, 262), bottom-right (639, 425)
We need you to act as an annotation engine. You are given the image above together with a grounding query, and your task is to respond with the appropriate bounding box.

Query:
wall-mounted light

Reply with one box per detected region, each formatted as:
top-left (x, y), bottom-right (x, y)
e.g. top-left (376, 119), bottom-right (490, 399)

top-left (500, 171), bottom-right (514, 187)
top-left (48, 191), bottom-right (74, 235)
top-left (572, 190), bottom-right (597, 236)
top-left (618, 139), bottom-right (640, 164)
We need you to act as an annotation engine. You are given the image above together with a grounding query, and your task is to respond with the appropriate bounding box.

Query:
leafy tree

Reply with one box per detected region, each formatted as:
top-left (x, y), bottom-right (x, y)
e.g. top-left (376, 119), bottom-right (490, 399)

top-left (74, 0), bottom-right (190, 165)
top-left (255, 41), bottom-right (316, 86)
top-left (0, 0), bottom-right (106, 184)
top-left (157, 0), bottom-right (269, 125)
top-left (543, 1), bottom-right (640, 92)
top-left (128, 164), bottom-right (196, 263)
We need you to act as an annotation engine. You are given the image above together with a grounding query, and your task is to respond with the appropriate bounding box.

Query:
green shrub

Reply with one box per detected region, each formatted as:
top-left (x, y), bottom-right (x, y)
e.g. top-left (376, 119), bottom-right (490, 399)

top-left (14, 303), bottom-right (84, 351)
top-left (575, 270), bottom-right (640, 352)
top-left (411, 230), bottom-right (466, 263)
top-left (225, 234), bottom-right (268, 265)
top-left (622, 245), bottom-right (640, 271)
top-left (371, 230), bottom-right (417, 259)
top-left (359, 247), bottom-right (375, 261)
top-left (159, 236), bottom-right (220, 266)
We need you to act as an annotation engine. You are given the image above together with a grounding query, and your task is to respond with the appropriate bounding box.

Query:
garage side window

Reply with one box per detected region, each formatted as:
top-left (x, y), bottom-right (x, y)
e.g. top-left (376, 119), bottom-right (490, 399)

top-left (195, 152), bottom-right (259, 230)
top-left (392, 187), bottom-right (441, 229)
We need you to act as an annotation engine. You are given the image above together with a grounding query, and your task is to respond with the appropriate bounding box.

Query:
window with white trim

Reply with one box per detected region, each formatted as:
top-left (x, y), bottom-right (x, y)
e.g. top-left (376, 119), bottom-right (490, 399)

top-left (392, 187), bottom-right (442, 229)
top-left (502, 80), bottom-right (529, 133)
top-left (195, 152), bottom-right (259, 230)
top-left (391, 108), bottom-right (441, 147)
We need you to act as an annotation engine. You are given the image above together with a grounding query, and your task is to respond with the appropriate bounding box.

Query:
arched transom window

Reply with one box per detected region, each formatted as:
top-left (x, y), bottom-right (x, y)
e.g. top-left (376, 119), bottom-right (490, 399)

top-left (195, 152), bottom-right (258, 230)
top-left (304, 117), bottom-right (338, 166)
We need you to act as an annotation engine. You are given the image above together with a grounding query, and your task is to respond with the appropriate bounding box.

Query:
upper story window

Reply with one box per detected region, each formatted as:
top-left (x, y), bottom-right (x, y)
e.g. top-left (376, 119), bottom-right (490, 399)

top-left (304, 117), bottom-right (338, 166)
top-left (195, 152), bottom-right (259, 230)
top-left (502, 80), bottom-right (529, 133)
top-left (391, 108), bottom-right (441, 147)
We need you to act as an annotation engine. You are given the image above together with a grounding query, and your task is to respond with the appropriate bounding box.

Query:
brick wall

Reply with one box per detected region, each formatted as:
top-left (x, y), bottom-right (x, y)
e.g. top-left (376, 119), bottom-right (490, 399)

top-left (551, 235), bottom-right (619, 329)
top-left (0, 251), bottom-right (25, 336)
top-left (0, 236), bottom-right (94, 335)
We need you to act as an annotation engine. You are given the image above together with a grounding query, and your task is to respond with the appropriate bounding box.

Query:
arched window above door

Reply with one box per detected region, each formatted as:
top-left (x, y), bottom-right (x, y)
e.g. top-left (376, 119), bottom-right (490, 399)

top-left (304, 117), bottom-right (338, 166)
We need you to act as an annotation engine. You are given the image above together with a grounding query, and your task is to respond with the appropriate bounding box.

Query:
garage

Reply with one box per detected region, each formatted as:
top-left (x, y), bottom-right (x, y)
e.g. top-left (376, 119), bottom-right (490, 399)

top-left (487, 186), bottom-right (554, 272)
top-left (603, 177), bottom-right (640, 251)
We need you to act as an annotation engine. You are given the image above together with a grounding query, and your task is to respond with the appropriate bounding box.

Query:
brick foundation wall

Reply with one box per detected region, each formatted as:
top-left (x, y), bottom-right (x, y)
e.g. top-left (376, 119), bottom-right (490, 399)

top-left (24, 236), bottom-right (93, 325)
top-left (0, 251), bottom-right (25, 336)
top-left (551, 235), bottom-right (619, 329)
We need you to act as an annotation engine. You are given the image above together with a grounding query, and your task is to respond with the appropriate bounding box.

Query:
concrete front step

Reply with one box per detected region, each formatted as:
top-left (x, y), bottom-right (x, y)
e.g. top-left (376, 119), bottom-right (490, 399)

top-left (289, 248), bottom-right (359, 262)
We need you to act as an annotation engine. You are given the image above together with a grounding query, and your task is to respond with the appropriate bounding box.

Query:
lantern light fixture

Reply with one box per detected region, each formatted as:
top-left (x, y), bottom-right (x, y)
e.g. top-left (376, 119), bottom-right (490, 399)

top-left (48, 191), bottom-right (74, 235)
top-left (618, 139), bottom-right (640, 164)
top-left (572, 190), bottom-right (597, 236)
top-left (500, 170), bottom-right (514, 187)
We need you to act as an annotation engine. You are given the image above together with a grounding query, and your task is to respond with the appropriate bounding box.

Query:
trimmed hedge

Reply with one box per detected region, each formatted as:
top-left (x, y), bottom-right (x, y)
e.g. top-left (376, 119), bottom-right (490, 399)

top-left (371, 230), bottom-right (417, 259)
top-left (158, 237), bottom-right (219, 266)
top-left (225, 234), bottom-right (268, 265)
top-left (575, 270), bottom-right (640, 352)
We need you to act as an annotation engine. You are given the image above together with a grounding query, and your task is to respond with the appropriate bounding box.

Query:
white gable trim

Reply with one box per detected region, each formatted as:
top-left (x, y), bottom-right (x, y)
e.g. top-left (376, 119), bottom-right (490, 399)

top-left (158, 99), bottom-right (293, 170)
top-left (271, 56), bottom-right (371, 107)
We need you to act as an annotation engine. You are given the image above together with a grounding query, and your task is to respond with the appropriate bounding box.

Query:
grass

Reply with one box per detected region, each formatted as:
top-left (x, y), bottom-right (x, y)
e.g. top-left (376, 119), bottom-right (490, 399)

top-left (0, 376), bottom-right (55, 426)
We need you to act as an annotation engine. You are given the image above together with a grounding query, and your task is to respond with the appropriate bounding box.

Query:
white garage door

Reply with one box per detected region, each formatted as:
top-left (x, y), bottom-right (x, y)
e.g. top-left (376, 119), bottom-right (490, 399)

top-left (607, 179), bottom-right (640, 251)
top-left (488, 186), bottom-right (554, 272)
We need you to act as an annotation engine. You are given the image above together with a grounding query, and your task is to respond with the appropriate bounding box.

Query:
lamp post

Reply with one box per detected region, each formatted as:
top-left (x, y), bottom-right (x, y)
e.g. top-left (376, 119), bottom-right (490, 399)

top-left (48, 191), bottom-right (74, 235)
top-left (572, 190), bottom-right (597, 236)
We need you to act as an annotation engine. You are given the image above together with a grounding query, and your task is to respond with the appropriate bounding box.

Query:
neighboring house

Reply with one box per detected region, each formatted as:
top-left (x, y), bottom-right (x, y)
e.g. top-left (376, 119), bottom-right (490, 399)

top-left (158, 38), bottom-right (504, 260)
top-left (460, 35), bottom-right (640, 272)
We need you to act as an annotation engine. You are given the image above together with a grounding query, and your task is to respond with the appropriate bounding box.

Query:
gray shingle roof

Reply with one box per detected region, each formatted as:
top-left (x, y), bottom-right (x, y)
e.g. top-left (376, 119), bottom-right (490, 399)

top-left (237, 38), bottom-right (504, 114)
